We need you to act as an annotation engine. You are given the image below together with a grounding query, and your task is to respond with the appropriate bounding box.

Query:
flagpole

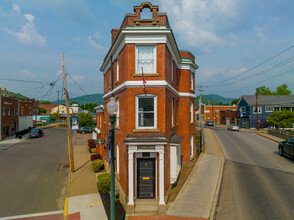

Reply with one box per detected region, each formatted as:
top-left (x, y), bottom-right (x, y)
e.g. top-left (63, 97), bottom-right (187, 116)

top-left (141, 67), bottom-right (147, 96)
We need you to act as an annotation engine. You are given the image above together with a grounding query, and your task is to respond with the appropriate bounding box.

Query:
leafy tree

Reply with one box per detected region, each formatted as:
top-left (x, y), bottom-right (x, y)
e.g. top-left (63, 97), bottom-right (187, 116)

top-left (273, 83), bottom-right (292, 95)
top-left (231, 98), bottom-right (239, 106)
top-left (50, 113), bottom-right (58, 121)
top-left (40, 101), bottom-right (51, 104)
top-left (70, 101), bottom-right (79, 105)
top-left (78, 112), bottom-right (94, 127)
top-left (256, 86), bottom-right (272, 95)
top-left (267, 110), bottom-right (294, 129)
top-left (39, 107), bottom-right (47, 114)
top-left (80, 103), bottom-right (97, 113)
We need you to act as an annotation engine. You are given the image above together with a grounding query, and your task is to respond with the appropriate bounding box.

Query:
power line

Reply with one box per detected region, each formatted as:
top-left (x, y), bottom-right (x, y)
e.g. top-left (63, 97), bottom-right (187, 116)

top-left (0, 77), bottom-right (47, 84)
top-left (211, 44), bottom-right (294, 86)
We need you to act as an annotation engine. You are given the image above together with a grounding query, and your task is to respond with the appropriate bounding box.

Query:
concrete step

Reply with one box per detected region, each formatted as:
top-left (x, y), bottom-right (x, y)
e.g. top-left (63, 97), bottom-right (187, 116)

top-left (134, 199), bottom-right (159, 213)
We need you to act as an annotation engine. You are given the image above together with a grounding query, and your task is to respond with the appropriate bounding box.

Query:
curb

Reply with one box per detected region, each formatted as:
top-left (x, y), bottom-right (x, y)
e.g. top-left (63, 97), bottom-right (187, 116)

top-left (255, 132), bottom-right (281, 143)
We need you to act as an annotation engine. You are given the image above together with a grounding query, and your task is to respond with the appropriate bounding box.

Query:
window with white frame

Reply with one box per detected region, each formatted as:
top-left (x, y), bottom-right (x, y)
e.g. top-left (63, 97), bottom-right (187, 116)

top-left (116, 59), bottom-right (119, 81)
top-left (190, 135), bottom-right (194, 157)
top-left (116, 98), bottom-right (119, 127)
top-left (265, 106), bottom-right (274, 112)
top-left (190, 102), bottom-right (193, 122)
top-left (136, 94), bottom-right (157, 129)
top-left (240, 106), bottom-right (246, 113)
top-left (171, 60), bottom-right (174, 82)
top-left (116, 144), bottom-right (119, 175)
top-left (136, 45), bottom-right (156, 73)
top-left (2, 107), bottom-right (5, 116)
top-left (253, 106), bottom-right (262, 114)
top-left (21, 107), bottom-right (24, 116)
top-left (8, 107), bottom-right (10, 116)
top-left (190, 72), bottom-right (194, 90)
top-left (171, 99), bottom-right (174, 126)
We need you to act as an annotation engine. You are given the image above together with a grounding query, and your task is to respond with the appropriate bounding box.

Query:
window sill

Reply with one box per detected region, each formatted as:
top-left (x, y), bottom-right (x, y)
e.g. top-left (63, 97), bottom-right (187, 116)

top-left (133, 128), bottom-right (160, 133)
top-left (115, 126), bottom-right (119, 130)
top-left (190, 89), bottom-right (195, 92)
top-left (132, 73), bottom-right (159, 77)
top-left (172, 125), bottom-right (175, 128)
top-left (115, 80), bottom-right (119, 85)
top-left (190, 122), bottom-right (195, 125)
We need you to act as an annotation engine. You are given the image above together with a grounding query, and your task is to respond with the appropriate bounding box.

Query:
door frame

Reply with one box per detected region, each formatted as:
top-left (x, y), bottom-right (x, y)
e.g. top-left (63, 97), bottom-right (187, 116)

top-left (137, 158), bottom-right (156, 199)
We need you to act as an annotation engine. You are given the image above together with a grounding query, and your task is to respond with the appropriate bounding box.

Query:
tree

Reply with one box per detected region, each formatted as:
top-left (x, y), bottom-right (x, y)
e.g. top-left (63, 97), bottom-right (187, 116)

top-left (78, 112), bottom-right (94, 127)
top-left (70, 101), bottom-right (79, 105)
top-left (256, 86), bottom-right (272, 95)
top-left (231, 98), bottom-right (239, 106)
top-left (80, 103), bottom-right (97, 113)
top-left (273, 83), bottom-right (292, 95)
top-left (39, 107), bottom-right (47, 114)
top-left (267, 110), bottom-right (294, 129)
top-left (40, 101), bottom-right (51, 104)
top-left (50, 113), bottom-right (58, 121)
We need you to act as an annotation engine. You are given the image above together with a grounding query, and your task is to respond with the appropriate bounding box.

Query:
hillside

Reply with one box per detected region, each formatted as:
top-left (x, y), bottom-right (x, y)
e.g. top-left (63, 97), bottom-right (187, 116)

top-left (51, 93), bottom-right (104, 105)
top-left (195, 94), bottom-right (235, 106)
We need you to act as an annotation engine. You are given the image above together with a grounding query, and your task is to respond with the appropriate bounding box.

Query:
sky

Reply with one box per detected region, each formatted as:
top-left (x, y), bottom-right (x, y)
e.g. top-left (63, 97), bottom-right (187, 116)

top-left (1, 0), bottom-right (294, 101)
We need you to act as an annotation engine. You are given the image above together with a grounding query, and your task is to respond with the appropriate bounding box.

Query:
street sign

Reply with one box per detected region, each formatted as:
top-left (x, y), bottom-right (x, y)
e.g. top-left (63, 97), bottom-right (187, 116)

top-left (71, 117), bottom-right (79, 130)
top-left (94, 138), bottom-right (106, 145)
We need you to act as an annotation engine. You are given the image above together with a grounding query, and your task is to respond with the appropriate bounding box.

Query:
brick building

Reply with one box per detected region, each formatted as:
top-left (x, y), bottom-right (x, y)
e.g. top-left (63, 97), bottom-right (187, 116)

top-left (204, 105), bottom-right (237, 125)
top-left (97, 2), bottom-right (198, 213)
top-left (0, 94), bottom-right (37, 140)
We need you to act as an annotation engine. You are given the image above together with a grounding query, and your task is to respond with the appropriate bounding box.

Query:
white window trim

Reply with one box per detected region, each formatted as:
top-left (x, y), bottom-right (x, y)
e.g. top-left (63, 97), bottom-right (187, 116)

top-left (116, 98), bottom-right (119, 127)
top-left (190, 102), bottom-right (193, 122)
top-left (171, 99), bottom-right (174, 126)
top-left (116, 144), bottom-right (119, 175)
top-left (135, 94), bottom-right (157, 129)
top-left (240, 106), bottom-right (246, 113)
top-left (190, 72), bottom-right (194, 90)
top-left (253, 106), bottom-right (262, 114)
top-left (135, 45), bottom-right (157, 74)
top-left (190, 135), bottom-right (194, 158)
top-left (116, 59), bottom-right (119, 81)
top-left (171, 60), bottom-right (174, 82)
top-left (265, 106), bottom-right (274, 112)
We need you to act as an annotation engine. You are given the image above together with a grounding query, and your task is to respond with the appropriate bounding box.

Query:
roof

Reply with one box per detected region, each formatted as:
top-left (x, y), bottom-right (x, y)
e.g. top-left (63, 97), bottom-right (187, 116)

top-left (240, 95), bottom-right (294, 107)
top-left (39, 104), bottom-right (58, 115)
top-left (169, 134), bottom-right (184, 144)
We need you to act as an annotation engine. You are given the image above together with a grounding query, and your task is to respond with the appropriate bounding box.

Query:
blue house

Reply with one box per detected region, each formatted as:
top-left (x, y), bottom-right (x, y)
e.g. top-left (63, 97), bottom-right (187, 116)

top-left (237, 95), bottom-right (294, 129)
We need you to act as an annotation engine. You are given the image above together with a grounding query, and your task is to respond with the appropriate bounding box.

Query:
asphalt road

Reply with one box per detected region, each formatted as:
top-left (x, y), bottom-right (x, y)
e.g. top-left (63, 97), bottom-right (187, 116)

top-left (0, 128), bottom-right (69, 218)
top-left (212, 127), bottom-right (294, 220)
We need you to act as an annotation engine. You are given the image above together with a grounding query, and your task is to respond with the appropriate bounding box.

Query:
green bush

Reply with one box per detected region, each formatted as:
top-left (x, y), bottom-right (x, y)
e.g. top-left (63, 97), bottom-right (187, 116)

top-left (90, 148), bottom-right (96, 153)
top-left (91, 159), bottom-right (104, 173)
top-left (97, 173), bottom-right (110, 193)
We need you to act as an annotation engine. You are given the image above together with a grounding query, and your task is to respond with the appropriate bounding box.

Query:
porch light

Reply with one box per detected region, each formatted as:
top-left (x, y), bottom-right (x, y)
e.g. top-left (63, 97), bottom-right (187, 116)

top-left (107, 97), bottom-right (118, 115)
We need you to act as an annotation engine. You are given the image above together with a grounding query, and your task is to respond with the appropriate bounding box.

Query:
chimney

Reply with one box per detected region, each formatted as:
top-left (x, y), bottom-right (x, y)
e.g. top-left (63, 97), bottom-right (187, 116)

top-left (111, 28), bottom-right (119, 44)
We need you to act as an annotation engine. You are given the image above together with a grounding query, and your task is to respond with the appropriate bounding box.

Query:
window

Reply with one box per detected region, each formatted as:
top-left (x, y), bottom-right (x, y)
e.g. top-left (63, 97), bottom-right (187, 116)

top-left (29, 107), bottom-right (31, 115)
top-left (2, 107), bottom-right (5, 116)
top-left (253, 106), bottom-right (262, 114)
top-left (116, 144), bottom-right (119, 175)
top-left (190, 135), bottom-right (194, 157)
top-left (8, 107), bottom-right (10, 116)
top-left (116, 59), bottom-right (119, 81)
top-left (15, 108), bottom-right (18, 116)
top-left (190, 102), bottom-right (193, 122)
top-left (171, 99), bottom-right (174, 126)
top-left (136, 45), bottom-right (156, 73)
top-left (240, 106), bottom-right (246, 113)
top-left (190, 73), bottom-right (194, 90)
top-left (265, 106), bottom-right (274, 112)
top-left (171, 60), bottom-right (174, 82)
top-left (116, 98), bottom-right (119, 127)
top-left (136, 95), bottom-right (157, 129)
top-left (215, 109), bottom-right (219, 113)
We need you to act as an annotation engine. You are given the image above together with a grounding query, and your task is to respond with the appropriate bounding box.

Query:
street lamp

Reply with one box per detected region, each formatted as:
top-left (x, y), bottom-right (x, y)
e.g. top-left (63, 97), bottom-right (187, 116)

top-left (107, 97), bottom-right (118, 220)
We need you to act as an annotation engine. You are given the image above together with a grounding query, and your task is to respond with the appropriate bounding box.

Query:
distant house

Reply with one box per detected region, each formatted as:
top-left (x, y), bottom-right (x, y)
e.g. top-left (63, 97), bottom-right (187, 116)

top-left (237, 95), bottom-right (294, 129)
top-left (39, 104), bottom-right (58, 115)
top-left (204, 105), bottom-right (237, 125)
top-left (51, 105), bottom-right (73, 115)
top-left (70, 104), bottom-right (88, 114)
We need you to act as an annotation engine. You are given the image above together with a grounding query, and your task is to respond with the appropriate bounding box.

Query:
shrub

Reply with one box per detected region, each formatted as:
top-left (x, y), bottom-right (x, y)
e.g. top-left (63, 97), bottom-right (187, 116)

top-left (91, 153), bottom-right (101, 161)
top-left (91, 159), bottom-right (104, 173)
top-left (98, 173), bottom-right (110, 193)
top-left (88, 139), bottom-right (96, 148)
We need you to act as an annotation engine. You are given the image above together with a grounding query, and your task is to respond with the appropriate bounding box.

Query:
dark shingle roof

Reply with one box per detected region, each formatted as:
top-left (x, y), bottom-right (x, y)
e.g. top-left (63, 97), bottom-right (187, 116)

top-left (241, 95), bottom-right (294, 107)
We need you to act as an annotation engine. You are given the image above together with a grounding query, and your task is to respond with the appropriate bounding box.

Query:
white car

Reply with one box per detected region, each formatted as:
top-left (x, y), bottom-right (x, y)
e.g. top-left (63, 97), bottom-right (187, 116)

top-left (228, 125), bottom-right (240, 131)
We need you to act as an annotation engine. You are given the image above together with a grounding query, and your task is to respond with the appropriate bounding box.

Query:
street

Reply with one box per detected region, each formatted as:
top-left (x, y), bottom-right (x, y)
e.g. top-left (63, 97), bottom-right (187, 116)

top-left (0, 128), bottom-right (69, 218)
top-left (212, 127), bottom-right (294, 220)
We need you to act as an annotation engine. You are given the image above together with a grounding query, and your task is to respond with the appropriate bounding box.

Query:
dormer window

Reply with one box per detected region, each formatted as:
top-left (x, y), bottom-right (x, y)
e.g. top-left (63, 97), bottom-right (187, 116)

top-left (136, 45), bottom-right (156, 73)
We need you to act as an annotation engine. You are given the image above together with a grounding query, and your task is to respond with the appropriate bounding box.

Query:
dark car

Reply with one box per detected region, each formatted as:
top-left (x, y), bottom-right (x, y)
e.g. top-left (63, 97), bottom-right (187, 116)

top-left (29, 128), bottom-right (43, 138)
top-left (79, 127), bottom-right (94, 134)
top-left (227, 124), bottom-right (240, 131)
top-left (278, 138), bottom-right (294, 157)
top-left (205, 121), bottom-right (214, 126)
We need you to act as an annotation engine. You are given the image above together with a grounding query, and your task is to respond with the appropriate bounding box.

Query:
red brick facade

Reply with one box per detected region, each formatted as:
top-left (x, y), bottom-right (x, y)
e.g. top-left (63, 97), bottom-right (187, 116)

top-left (204, 105), bottom-right (237, 125)
top-left (97, 2), bottom-right (198, 213)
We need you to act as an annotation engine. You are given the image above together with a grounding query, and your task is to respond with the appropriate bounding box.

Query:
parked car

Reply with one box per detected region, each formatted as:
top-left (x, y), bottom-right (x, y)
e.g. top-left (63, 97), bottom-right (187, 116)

top-left (79, 127), bottom-right (94, 134)
top-left (29, 128), bottom-right (44, 138)
top-left (227, 125), bottom-right (240, 131)
top-left (205, 121), bottom-right (214, 126)
top-left (278, 138), bottom-right (294, 157)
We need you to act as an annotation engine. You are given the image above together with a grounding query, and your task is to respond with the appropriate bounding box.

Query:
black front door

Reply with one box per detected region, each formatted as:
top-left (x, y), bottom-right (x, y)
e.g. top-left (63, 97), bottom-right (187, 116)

top-left (137, 158), bottom-right (155, 199)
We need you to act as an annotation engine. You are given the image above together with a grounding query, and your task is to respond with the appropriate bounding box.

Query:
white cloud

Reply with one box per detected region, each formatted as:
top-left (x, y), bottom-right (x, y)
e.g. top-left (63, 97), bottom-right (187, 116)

top-left (4, 10), bottom-right (46, 47)
top-left (257, 32), bottom-right (267, 41)
top-left (13, 3), bottom-right (21, 13)
top-left (20, 69), bottom-right (36, 78)
top-left (88, 36), bottom-right (104, 51)
top-left (71, 74), bottom-right (84, 82)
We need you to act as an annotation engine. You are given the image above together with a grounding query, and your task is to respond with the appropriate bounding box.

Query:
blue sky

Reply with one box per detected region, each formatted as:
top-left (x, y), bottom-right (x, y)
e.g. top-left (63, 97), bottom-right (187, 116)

top-left (1, 0), bottom-right (294, 101)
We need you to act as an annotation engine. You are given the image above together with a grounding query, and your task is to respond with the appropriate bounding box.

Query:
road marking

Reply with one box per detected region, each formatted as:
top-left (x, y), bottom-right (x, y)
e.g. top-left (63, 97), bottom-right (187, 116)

top-left (1, 210), bottom-right (63, 220)
top-left (88, 201), bottom-right (102, 207)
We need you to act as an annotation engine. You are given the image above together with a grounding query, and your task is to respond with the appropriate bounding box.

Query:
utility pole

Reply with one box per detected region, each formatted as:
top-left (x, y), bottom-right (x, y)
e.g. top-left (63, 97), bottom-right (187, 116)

top-left (197, 85), bottom-right (208, 127)
top-left (57, 91), bottom-right (60, 120)
top-left (62, 52), bottom-right (74, 172)
top-left (256, 88), bottom-right (259, 131)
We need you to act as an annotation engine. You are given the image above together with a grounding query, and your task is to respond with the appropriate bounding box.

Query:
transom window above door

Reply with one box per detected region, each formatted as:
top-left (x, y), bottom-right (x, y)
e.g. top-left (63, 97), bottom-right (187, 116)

top-left (136, 95), bottom-right (157, 129)
top-left (136, 45), bottom-right (156, 73)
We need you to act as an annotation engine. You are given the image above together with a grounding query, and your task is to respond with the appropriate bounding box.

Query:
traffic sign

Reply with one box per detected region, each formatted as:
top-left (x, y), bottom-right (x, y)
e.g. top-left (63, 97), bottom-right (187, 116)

top-left (94, 138), bottom-right (106, 145)
top-left (258, 120), bottom-right (260, 123)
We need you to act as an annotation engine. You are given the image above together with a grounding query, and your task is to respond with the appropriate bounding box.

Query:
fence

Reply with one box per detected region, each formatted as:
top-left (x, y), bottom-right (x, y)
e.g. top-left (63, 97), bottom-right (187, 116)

top-left (268, 128), bottom-right (294, 139)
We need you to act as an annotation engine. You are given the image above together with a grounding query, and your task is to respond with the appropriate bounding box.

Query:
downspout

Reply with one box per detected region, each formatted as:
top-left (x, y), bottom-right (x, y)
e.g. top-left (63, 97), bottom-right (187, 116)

top-left (111, 56), bottom-right (113, 91)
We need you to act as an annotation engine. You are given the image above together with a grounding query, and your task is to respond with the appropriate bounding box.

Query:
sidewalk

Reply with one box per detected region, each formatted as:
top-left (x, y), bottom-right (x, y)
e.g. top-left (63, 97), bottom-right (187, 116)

top-left (65, 132), bottom-right (107, 220)
top-left (0, 134), bottom-right (30, 151)
top-left (255, 131), bottom-right (284, 143)
top-left (166, 128), bottom-right (224, 220)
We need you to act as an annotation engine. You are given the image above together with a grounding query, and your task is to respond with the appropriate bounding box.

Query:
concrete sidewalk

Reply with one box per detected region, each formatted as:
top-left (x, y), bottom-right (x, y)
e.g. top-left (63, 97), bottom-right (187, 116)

top-left (65, 133), bottom-right (107, 220)
top-left (167, 128), bottom-right (224, 220)
top-left (255, 131), bottom-right (284, 143)
top-left (0, 134), bottom-right (29, 151)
